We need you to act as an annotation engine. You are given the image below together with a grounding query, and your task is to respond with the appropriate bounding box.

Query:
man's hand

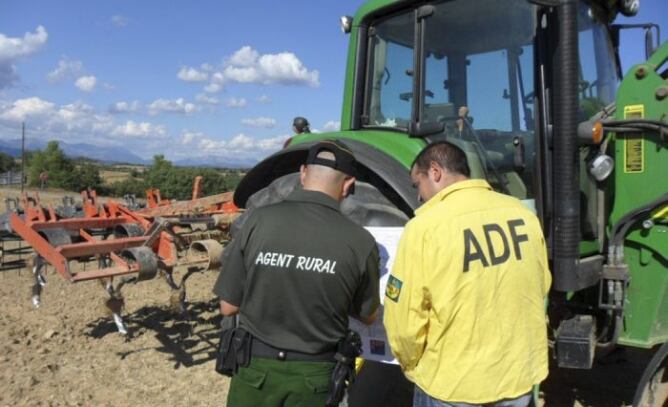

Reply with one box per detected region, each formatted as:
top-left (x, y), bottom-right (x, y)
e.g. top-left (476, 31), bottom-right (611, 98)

top-left (219, 299), bottom-right (239, 316)
top-left (354, 308), bottom-right (379, 325)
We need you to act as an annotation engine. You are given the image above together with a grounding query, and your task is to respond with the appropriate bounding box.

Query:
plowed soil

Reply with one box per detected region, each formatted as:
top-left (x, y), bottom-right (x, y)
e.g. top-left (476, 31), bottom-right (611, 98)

top-left (0, 262), bottom-right (229, 407)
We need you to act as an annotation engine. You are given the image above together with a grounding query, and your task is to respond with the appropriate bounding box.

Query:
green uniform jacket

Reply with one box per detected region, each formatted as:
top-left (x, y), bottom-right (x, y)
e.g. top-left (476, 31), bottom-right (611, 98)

top-left (214, 189), bottom-right (380, 354)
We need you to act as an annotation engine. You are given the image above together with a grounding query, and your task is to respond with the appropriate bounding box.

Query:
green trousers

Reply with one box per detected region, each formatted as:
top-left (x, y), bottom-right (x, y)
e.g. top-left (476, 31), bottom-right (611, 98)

top-left (227, 357), bottom-right (335, 407)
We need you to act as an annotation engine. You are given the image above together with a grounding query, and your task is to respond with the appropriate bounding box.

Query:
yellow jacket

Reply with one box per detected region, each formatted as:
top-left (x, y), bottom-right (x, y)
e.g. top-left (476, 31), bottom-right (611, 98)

top-left (383, 179), bottom-right (551, 403)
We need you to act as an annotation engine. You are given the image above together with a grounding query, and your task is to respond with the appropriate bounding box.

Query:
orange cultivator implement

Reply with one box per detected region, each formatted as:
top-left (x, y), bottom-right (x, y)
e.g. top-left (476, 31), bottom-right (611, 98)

top-left (8, 185), bottom-right (240, 334)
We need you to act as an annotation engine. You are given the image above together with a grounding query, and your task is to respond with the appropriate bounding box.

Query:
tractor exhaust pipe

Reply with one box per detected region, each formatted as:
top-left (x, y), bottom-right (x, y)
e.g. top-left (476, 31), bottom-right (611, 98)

top-left (552, 0), bottom-right (580, 291)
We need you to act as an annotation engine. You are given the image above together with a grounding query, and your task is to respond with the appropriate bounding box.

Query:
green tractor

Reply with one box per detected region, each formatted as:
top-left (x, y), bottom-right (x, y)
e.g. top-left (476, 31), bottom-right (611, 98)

top-left (233, 0), bottom-right (668, 405)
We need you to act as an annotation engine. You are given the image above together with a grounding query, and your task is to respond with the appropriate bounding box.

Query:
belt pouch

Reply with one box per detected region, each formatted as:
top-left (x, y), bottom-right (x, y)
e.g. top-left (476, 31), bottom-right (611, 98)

top-left (215, 327), bottom-right (237, 376)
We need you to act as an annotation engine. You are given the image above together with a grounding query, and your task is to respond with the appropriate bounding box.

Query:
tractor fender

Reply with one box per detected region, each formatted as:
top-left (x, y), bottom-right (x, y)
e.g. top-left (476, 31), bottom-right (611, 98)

top-left (233, 139), bottom-right (418, 217)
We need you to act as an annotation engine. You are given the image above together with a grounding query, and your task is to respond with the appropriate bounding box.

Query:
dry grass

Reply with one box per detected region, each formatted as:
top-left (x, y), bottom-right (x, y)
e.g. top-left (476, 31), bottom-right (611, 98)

top-left (100, 170), bottom-right (132, 184)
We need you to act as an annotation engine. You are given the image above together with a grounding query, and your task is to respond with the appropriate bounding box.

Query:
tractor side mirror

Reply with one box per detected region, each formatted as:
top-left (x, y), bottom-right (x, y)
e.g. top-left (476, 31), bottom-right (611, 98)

top-left (611, 23), bottom-right (661, 61)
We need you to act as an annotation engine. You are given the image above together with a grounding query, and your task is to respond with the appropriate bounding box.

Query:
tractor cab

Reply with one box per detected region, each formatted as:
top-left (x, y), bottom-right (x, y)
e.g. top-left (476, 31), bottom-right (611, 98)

top-left (353, 0), bottom-right (619, 210)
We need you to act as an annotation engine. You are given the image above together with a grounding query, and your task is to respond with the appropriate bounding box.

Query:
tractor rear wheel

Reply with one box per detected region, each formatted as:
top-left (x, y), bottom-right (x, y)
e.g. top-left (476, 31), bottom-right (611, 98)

top-left (232, 173), bottom-right (408, 235)
top-left (633, 342), bottom-right (668, 407)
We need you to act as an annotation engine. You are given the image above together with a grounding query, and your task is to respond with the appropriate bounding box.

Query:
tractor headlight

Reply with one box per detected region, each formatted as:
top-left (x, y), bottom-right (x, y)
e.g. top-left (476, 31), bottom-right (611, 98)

top-left (588, 153), bottom-right (614, 181)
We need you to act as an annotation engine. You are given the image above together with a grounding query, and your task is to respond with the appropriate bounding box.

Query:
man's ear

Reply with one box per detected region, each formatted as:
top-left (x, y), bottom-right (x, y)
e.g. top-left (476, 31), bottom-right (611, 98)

top-left (299, 164), bottom-right (307, 186)
top-left (429, 161), bottom-right (443, 183)
top-left (342, 176), bottom-right (356, 197)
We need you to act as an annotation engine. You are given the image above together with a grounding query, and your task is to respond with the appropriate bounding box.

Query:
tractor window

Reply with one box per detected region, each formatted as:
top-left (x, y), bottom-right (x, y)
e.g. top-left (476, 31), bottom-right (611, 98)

top-left (361, 0), bottom-right (538, 203)
top-left (365, 12), bottom-right (415, 129)
top-left (577, 4), bottom-right (618, 120)
top-left (421, 0), bottom-right (537, 201)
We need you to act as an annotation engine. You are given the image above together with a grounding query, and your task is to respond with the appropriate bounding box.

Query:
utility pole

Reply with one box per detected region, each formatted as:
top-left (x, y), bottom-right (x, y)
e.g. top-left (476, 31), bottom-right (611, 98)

top-left (21, 122), bottom-right (25, 192)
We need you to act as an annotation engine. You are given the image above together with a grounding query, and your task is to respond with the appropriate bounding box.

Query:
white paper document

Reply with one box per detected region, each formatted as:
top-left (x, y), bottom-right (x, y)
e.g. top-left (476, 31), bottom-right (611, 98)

top-left (349, 226), bottom-right (404, 364)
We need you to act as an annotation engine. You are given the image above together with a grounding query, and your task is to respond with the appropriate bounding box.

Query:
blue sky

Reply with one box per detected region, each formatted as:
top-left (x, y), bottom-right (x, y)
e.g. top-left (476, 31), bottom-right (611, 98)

top-left (0, 0), bottom-right (665, 166)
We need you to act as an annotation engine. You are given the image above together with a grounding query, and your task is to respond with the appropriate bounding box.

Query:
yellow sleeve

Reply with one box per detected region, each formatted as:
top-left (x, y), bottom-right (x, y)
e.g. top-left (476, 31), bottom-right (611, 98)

top-left (538, 233), bottom-right (552, 296)
top-left (383, 222), bottom-right (429, 375)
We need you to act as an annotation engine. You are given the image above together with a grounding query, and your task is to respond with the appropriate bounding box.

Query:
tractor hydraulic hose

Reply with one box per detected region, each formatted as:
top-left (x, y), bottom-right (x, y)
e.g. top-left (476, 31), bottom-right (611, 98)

top-left (552, 0), bottom-right (580, 292)
top-left (602, 119), bottom-right (668, 140)
top-left (608, 193), bottom-right (668, 262)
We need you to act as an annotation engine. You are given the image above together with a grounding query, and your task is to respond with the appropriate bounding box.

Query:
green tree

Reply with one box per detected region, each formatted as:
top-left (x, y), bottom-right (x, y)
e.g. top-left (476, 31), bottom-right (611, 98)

top-left (26, 141), bottom-right (103, 192)
top-left (67, 162), bottom-right (103, 191)
top-left (0, 152), bottom-right (17, 173)
top-left (107, 156), bottom-right (241, 200)
top-left (28, 141), bottom-right (74, 188)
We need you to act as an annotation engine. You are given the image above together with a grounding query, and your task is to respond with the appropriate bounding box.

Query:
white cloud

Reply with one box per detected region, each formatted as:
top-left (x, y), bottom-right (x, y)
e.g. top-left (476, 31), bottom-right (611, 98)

top-left (221, 46), bottom-right (319, 86)
top-left (0, 26), bottom-right (48, 89)
top-left (46, 57), bottom-right (83, 83)
top-left (0, 97), bottom-right (114, 136)
top-left (0, 26), bottom-right (48, 62)
top-left (75, 75), bottom-right (97, 92)
top-left (257, 95), bottom-right (271, 104)
top-left (147, 98), bottom-right (200, 115)
top-left (225, 97), bottom-right (247, 108)
top-left (204, 83), bottom-right (222, 93)
top-left (180, 131), bottom-right (205, 145)
top-left (111, 15), bottom-right (129, 27)
top-left (256, 52), bottom-right (319, 86)
top-left (228, 46), bottom-right (259, 67)
top-left (197, 133), bottom-right (286, 156)
top-left (322, 121), bottom-right (341, 132)
top-left (193, 46), bottom-right (319, 92)
top-left (109, 100), bottom-right (141, 114)
top-left (0, 97), bottom-right (55, 121)
top-left (241, 116), bottom-right (276, 129)
top-left (0, 96), bottom-right (290, 164)
top-left (177, 66), bottom-right (208, 82)
top-left (195, 93), bottom-right (219, 105)
top-left (112, 120), bottom-right (166, 138)
top-left (0, 96), bottom-right (172, 159)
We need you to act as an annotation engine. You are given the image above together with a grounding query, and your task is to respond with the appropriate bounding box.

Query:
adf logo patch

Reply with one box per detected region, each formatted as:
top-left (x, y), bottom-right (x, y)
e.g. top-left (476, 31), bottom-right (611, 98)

top-left (385, 275), bottom-right (403, 302)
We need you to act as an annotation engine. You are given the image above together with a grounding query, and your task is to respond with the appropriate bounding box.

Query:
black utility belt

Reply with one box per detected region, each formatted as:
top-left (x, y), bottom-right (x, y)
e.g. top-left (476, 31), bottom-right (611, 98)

top-left (252, 337), bottom-right (336, 362)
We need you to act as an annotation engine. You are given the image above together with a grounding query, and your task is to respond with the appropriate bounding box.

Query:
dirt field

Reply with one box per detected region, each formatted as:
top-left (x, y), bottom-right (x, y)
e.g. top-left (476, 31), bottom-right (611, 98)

top-left (0, 261), bottom-right (652, 407)
top-left (0, 261), bottom-right (229, 407)
top-left (0, 186), bottom-right (229, 406)
top-left (0, 187), bottom-right (655, 407)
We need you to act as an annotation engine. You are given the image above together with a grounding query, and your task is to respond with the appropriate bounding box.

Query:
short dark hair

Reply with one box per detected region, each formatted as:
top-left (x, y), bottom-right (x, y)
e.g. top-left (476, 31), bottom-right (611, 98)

top-left (411, 141), bottom-right (470, 177)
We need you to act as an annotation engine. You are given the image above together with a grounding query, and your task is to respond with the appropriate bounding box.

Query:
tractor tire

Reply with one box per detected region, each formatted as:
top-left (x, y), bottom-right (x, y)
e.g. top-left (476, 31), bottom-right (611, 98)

top-left (230, 172), bottom-right (414, 407)
top-left (231, 172), bottom-right (409, 236)
top-left (633, 342), bottom-right (668, 407)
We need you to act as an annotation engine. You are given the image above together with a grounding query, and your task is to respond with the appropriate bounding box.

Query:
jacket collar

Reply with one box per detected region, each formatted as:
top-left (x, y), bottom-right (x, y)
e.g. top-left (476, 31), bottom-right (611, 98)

top-left (285, 189), bottom-right (340, 211)
top-left (415, 179), bottom-right (492, 216)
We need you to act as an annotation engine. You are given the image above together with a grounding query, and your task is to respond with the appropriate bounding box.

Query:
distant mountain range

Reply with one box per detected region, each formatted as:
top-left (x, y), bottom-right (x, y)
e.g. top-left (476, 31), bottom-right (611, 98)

top-left (174, 155), bottom-right (256, 169)
top-left (0, 138), bottom-right (260, 168)
top-left (0, 139), bottom-right (149, 165)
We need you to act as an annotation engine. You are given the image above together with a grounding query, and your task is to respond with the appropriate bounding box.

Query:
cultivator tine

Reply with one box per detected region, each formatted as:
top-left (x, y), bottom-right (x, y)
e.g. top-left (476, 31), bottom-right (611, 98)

top-left (162, 270), bottom-right (186, 314)
top-left (112, 312), bottom-right (128, 336)
top-left (169, 285), bottom-right (187, 315)
top-left (31, 256), bottom-right (46, 308)
top-left (103, 279), bottom-right (131, 336)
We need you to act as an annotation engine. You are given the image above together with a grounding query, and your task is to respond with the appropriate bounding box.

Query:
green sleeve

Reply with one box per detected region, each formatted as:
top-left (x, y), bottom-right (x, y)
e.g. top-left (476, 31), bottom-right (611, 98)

top-left (212, 214), bottom-right (256, 306)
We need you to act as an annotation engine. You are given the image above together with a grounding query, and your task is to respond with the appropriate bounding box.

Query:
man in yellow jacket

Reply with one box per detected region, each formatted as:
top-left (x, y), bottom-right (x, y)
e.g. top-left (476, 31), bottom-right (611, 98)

top-left (384, 141), bottom-right (551, 407)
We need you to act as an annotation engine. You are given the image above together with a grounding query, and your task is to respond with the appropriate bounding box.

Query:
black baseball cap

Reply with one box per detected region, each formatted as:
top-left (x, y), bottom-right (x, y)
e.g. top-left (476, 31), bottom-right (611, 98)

top-left (305, 139), bottom-right (357, 177)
